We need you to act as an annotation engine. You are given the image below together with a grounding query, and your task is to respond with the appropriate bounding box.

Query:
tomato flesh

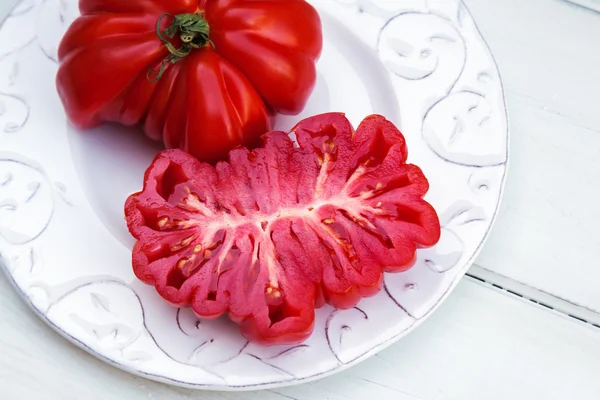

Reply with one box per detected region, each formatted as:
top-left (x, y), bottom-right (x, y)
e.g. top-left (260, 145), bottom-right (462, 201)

top-left (125, 113), bottom-right (441, 345)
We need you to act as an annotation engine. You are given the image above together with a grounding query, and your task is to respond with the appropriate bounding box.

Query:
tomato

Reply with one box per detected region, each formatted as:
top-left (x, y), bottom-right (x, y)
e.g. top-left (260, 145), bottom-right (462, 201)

top-left (125, 113), bottom-right (441, 345)
top-left (56, 0), bottom-right (323, 163)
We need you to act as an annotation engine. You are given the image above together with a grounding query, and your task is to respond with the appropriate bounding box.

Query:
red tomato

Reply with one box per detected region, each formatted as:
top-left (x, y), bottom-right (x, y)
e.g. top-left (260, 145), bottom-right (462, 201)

top-left (56, 0), bottom-right (323, 163)
top-left (125, 113), bottom-right (441, 345)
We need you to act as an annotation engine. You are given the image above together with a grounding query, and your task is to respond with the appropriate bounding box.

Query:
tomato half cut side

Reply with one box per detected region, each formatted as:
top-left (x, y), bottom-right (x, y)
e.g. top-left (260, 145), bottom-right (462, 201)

top-left (125, 112), bottom-right (441, 345)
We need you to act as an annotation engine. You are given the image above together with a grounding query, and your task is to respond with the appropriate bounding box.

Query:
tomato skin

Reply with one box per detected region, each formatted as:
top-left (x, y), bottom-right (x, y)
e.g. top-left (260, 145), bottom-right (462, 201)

top-left (125, 113), bottom-right (441, 345)
top-left (57, 0), bottom-right (322, 163)
top-left (206, 0), bottom-right (323, 115)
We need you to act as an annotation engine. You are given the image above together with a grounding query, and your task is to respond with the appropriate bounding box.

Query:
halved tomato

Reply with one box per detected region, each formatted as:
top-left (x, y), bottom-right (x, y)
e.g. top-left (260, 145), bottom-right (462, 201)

top-left (125, 113), bottom-right (441, 345)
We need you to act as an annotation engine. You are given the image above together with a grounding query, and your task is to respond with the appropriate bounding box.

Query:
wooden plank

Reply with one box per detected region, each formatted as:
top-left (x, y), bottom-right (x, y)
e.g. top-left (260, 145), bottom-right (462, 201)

top-left (2, 273), bottom-right (600, 399)
top-left (470, 266), bottom-right (600, 327)
top-left (464, 0), bottom-right (600, 312)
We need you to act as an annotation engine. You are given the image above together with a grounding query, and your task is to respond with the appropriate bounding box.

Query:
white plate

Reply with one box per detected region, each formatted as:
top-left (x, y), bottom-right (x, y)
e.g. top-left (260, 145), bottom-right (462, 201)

top-left (0, 0), bottom-right (508, 391)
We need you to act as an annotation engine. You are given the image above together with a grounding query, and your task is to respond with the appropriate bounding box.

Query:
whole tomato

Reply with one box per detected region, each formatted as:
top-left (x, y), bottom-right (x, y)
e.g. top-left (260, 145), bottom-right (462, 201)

top-left (56, 0), bottom-right (323, 163)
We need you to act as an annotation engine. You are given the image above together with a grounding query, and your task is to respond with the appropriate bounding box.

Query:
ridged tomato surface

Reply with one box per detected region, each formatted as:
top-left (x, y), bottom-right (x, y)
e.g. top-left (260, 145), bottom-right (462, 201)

top-left (57, 0), bottom-right (322, 163)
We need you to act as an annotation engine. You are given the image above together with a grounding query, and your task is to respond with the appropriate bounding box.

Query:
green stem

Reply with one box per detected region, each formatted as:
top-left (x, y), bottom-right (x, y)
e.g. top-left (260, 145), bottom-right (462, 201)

top-left (147, 12), bottom-right (214, 82)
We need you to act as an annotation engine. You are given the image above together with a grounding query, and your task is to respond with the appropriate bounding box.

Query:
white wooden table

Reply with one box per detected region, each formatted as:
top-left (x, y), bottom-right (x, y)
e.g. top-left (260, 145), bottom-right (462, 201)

top-left (1, 0), bottom-right (600, 398)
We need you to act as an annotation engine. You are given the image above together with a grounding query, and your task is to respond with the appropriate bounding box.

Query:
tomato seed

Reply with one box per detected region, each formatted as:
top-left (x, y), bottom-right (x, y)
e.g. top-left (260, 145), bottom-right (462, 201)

top-left (158, 217), bottom-right (169, 228)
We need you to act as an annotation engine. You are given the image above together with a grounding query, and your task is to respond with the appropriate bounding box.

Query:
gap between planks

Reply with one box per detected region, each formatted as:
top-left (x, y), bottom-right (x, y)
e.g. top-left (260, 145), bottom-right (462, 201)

top-left (562, 0), bottom-right (600, 13)
top-left (467, 264), bottom-right (600, 329)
